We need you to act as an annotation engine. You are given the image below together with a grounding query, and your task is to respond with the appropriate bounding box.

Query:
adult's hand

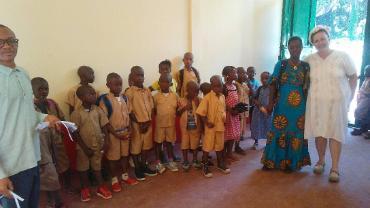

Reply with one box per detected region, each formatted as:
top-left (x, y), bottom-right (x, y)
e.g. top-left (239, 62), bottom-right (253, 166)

top-left (0, 178), bottom-right (14, 198)
top-left (44, 115), bottom-right (61, 131)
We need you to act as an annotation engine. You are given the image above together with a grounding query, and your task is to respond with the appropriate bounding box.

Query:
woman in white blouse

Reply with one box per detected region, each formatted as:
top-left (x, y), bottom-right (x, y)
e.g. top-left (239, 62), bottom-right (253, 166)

top-left (304, 26), bottom-right (358, 182)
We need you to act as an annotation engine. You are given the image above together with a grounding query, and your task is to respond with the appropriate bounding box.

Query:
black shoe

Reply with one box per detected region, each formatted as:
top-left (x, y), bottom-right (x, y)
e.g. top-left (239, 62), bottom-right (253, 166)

top-left (208, 160), bottom-right (214, 166)
top-left (174, 155), bottom-right (182, 162)
top-left (351, 128), bottom-right (364, 136)
top-left (135, 168), bottom-right (146, 181)
top-left (203, 164), bottom-right (213, 178)
top-left (142, 165), bottom-right (158, 176)
top-left (217, 163), bottom-right (231, 174)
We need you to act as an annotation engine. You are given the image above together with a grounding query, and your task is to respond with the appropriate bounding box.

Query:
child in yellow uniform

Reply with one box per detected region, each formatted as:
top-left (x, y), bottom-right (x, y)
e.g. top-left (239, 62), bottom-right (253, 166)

top-left (178, 81), bottom-right (202, 171)
top-left (196, 75), bottom-right (230, 178)
top-left (98, 73), bottom-right (138, 193)
top-left (65, 66), bottom-right (99, 115)
top-left (70, 85), bottom-right (113, 202)
top-left (234, 67), bottom-right (250, 155)
top-left (175, 52), bottom-right (201, 97)
top-left (153, 73), bottom-right (179, 173)
top-left (149, 59), bottom-right (178, 93)
top-left (125, 66), bottom-right (157, 180)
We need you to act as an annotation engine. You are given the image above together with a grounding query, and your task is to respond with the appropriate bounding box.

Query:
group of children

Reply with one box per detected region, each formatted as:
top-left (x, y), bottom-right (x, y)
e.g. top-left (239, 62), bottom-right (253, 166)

top-left (32, 52), bottom-right (274, 206)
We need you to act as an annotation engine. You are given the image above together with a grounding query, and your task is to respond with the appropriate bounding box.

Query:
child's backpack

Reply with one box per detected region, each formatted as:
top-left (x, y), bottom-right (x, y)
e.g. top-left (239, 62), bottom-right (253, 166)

top-left (96, 94), bottom-right (128, 118)
top-left (46, 99), bottom-right (64, 119)
top-left (178, 67), bottom-right (201, 92)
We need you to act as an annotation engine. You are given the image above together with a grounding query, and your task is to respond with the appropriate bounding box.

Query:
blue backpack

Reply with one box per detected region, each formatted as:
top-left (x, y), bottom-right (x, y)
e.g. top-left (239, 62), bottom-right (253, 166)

top-left (96, 94), bottom-right (128, 118)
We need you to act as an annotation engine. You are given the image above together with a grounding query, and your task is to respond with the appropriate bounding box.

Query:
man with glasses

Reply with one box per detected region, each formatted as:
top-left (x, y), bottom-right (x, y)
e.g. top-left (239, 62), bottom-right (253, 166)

top-left (0, 25), bottom-right (60, 207)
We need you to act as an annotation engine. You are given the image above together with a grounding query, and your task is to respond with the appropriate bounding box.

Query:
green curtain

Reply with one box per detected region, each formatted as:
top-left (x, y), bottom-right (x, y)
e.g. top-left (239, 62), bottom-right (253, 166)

top-left (279, 0), bottom-right (317, 59)
top-left (360, 0), bottom-right (370, 85)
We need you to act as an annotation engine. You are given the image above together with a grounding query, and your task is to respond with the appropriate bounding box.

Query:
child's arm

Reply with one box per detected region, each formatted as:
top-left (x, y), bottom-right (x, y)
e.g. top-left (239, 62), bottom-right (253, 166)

top-left (68, 105), bottom-right (74, 116)
top-left (101, 124), bottom-right (111, 153)
top-left (200, 115), bottom-right (214, 128)
top-left (72, 131), bottom-right (93, 158)
top-left (105, 123), bottom-right (127, 140)
top-left (266, 84), bottom-right (276, 114)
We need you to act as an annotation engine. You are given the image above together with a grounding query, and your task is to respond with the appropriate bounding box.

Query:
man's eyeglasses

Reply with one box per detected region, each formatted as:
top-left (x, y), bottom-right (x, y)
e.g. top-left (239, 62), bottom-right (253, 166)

top-left (0, 38), bottom-right (19, 48)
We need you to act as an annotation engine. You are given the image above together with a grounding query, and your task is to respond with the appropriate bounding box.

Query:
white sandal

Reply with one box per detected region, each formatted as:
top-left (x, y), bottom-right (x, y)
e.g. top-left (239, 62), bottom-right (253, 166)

top-left (329, 169), bottom-right (340, 183)
top-left (313, 163), bottom-right (325, 174)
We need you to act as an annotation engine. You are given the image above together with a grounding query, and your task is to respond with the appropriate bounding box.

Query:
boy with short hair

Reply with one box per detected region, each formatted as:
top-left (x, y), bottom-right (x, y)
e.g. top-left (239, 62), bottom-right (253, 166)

top-left (70, 85), bottom-right (112, 202)
top-left (31, 77), bottom-right (67, 207)
top-left (149, 59), bottom-right (178, 93)
top-left (175, 52), bottom-right (201, 97)
top-left (153, 73), bottom-right (179, 173)
top-left (66, 65), bottom-right (99, 114)
top-left (98, 73), bottom-right (138, 193)
top-left (178, 81), bottom-right (202, 171)
top-left (125, 66), bottom-right (157, 180)
top-left (196, 75), bottom-right (230, 178)
top-left (234, 67), bottom-right (250, 154)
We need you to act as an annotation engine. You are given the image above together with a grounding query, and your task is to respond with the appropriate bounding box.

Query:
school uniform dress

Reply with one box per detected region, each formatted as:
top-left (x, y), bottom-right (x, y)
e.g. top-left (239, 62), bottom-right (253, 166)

top-left (224, 83), bottom-right (241, 141)
top-left (235, 81), bottom-right (249, 138)
top-left (251, 86), bottom-right (272, 141)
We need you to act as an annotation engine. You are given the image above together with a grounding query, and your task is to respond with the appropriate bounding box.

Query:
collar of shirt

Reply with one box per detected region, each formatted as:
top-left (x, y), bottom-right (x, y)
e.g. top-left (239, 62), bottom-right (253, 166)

top-left (131, 86), bottom-right (147, 92)
top-left (0, 64), bottom-right (21, 76)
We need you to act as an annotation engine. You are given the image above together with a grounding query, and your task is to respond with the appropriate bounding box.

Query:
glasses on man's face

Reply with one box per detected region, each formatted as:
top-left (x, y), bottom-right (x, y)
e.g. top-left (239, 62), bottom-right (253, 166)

top-left (0, 38), bottom-right (19, 48)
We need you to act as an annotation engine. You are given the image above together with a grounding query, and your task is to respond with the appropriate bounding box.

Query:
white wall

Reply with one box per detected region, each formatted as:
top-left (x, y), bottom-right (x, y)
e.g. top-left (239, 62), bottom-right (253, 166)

top-left (0, 0), bottom-right (282, 114)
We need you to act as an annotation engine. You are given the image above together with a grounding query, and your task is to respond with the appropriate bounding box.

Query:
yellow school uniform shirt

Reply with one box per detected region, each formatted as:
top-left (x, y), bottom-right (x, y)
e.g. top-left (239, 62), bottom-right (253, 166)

top-left (124, 86), bottom-right (153, 122)
top-left (196, 90), bottom-right (226, 132)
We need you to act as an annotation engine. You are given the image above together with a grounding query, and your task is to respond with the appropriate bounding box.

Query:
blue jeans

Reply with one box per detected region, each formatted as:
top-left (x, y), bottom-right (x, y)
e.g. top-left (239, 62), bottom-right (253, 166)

top-left (0, 166), bottom-right (40, 208)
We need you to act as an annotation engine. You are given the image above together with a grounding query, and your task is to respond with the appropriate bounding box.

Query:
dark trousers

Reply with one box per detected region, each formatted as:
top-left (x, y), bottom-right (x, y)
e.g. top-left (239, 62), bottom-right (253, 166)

top-left (0, 166), bottom-right (40, 208)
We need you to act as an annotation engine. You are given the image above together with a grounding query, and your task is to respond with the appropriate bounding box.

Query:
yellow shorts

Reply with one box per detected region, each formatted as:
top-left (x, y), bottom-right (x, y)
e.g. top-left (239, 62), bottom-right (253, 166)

top-left (202, 128), bottom-right (224, 152)
top-left (155, 126), bottom-right (176, 143)
top-left (181, 130), bottom-right (200, 150)
top-left (105, 134), bottom-right (130, 160)
top-left (130, 122), bottom-right (153, 155)
top-left (76, 148), bottom-right (102, 172)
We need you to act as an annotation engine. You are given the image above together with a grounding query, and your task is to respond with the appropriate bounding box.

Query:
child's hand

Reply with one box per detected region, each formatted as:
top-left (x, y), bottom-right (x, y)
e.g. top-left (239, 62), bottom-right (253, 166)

top-left (266, 104), bottom-right (274, 115)
top-left (185, 102), bottom-right (192, 110)
top-left (83, 147), bottom-right (94, 158)
top-left (207, 122), bottom-right (214, 128)
top-left (260, 106), bottom-right (268, 115)
top-left (139, 122), bottom-right (150, 133)
top-left (103, 142), bottom-right (110, 153)
top-left (231, 108), bottom-right (239, 116)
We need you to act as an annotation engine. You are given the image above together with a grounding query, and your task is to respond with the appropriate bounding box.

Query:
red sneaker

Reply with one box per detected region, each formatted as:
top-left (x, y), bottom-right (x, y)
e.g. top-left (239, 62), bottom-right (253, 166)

top-left (97, 185), bottom-right (112, 200)
top-left (80, 188), bottom-right (91, 202)
top-left (111, 182), bottom-right (122, 193)
top-left (122, 177), bottom-right (139, 186)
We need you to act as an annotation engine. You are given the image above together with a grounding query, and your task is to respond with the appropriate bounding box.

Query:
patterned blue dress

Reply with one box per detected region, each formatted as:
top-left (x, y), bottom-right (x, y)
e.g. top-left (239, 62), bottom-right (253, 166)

top-left (261, 60), bottom-right (311, 171)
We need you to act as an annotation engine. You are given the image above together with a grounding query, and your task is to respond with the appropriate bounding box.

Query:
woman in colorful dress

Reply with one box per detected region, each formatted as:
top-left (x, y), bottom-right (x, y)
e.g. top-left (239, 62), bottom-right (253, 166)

top-left (304, 26), bottom-right (357, 182)
top-left (261, 36), bottom-right (311, 172)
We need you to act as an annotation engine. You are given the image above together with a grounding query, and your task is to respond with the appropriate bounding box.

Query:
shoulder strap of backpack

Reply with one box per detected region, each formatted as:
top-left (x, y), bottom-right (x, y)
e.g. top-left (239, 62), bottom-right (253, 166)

top-left (97, 94), bottom-right (113, 118)
top-left (192, 67), bottom-right (201, 84)
top-left (47, 99), bottom-right (63, 119)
